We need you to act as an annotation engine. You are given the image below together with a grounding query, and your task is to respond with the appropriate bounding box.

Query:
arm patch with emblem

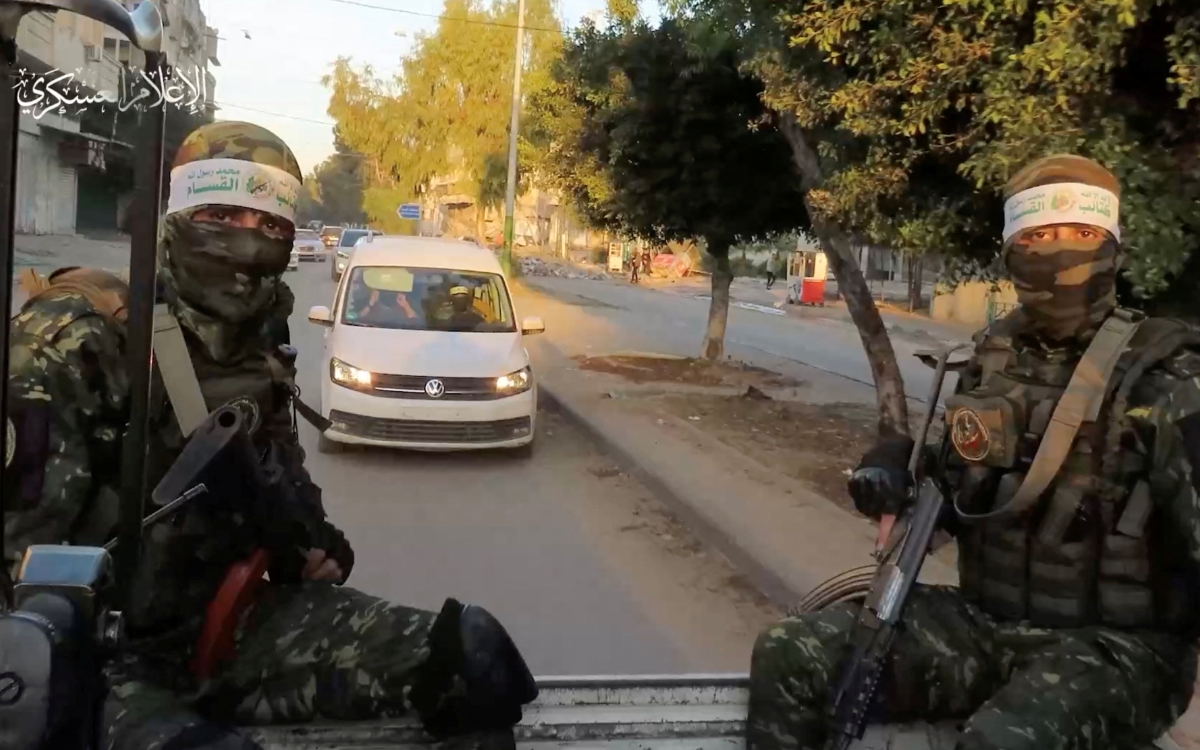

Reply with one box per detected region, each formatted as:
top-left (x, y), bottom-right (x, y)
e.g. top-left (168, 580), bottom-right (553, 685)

top-left (6, 406), bottom-right (53, 510)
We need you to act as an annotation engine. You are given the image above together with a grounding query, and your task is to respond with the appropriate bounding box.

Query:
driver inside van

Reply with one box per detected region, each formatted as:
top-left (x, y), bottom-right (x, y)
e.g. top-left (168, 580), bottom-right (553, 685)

top-left (346, 268), bottom-right (419, 326)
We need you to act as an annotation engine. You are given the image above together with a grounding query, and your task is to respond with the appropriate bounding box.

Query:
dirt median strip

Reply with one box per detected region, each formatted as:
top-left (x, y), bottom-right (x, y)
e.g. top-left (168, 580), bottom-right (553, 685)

top-left (538, 375), bottom-right (959, 612)
top-left (538, 382), bottom-right (805, 607)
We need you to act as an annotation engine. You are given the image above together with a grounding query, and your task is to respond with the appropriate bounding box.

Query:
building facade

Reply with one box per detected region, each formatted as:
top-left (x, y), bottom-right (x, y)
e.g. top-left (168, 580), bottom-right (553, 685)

top-left (13, 0), bottom-right (219, 236)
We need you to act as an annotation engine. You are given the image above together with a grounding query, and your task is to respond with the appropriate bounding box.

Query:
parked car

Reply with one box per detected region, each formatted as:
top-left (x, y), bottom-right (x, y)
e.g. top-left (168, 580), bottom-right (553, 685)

top-left (287, 247), bottom-right (299, 271)
top-left (330, 228), bottom-right (377, 280)
top-left (307, 236), bottom-right (545, 456)
top-left (294, 228), bottom-right (325, 262)
top-left (320, 225), bottom-right (344, 250)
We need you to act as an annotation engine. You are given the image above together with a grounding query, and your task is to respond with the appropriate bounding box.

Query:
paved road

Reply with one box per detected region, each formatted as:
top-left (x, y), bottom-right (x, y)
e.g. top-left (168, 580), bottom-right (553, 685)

top-left (283, 260), bottom-right (777, 676)
top-left (521, 276), bottom-right (961, 406)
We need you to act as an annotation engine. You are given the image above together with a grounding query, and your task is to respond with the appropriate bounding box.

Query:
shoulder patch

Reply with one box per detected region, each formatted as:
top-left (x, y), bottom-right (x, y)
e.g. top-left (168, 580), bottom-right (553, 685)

top-left (222, 395), bottom-right (261, 435)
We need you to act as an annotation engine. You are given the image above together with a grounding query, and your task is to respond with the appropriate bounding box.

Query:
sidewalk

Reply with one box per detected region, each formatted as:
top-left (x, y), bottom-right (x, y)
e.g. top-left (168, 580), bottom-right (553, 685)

top-left (515, 278), bottom-right (960, 606)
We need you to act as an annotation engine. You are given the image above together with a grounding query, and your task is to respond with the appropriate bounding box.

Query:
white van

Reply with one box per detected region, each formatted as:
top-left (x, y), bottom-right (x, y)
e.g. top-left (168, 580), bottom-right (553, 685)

top-left (307, 236), bottom-right (545, 455)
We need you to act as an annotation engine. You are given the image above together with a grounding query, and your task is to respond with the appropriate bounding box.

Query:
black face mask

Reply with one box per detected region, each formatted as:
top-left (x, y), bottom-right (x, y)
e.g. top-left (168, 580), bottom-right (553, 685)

top-left (1005, 236), bottom-right (1121, 340)
top-left (160, 216), bottom-right (293, 324)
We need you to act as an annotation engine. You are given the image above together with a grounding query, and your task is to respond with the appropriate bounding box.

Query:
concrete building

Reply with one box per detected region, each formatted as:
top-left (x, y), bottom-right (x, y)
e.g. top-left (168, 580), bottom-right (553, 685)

top-left (13, 0), bottom-right (219, 236)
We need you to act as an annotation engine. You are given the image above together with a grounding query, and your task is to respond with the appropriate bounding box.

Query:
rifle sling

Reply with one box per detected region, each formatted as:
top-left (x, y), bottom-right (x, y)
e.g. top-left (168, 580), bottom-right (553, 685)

top-left (152, 305), bottom-right (210, 438)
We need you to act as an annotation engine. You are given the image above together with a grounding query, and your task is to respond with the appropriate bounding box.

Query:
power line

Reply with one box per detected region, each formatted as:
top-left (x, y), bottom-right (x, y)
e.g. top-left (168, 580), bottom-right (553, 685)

top-left (214, 100), bottom-right (335, 126)
top-left (323, 0), bottom-right (562, 33)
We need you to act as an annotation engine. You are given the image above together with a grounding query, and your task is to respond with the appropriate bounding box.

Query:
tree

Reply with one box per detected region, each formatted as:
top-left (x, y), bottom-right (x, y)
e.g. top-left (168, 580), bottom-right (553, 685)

top-left (673, 0), bottom-right (1200, 435)
top-left (322, 0), bottom-right (562, 228)
top-left (299, 135), bottom-right (369, 226)
top-left (531, 18), bottom-right (808, 359)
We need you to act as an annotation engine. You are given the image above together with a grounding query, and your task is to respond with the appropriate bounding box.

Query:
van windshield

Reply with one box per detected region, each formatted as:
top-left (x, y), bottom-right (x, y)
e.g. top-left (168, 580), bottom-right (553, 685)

top-left (340, 266), bottom-right (516, 333)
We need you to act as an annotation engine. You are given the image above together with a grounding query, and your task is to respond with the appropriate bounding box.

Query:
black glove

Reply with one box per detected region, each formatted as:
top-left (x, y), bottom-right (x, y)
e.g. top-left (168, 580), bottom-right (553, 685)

top-left (848, 434), bottom-right (915, 519)
top-left (319, 523), bottom-right (355, 584)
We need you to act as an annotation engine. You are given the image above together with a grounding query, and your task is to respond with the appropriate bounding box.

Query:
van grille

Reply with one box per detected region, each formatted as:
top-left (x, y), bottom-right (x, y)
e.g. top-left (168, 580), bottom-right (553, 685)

top-left (369, 374), bottom-right (503, 401)
top-left (329, 411), bottom-right (532, 444)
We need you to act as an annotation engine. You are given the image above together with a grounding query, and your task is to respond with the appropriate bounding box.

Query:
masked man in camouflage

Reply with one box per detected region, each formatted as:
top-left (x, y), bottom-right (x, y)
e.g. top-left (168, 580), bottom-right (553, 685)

top-left (3, 121), bottom-right (536, 750)
top-left (745, 154), bottom-right (1200, 750)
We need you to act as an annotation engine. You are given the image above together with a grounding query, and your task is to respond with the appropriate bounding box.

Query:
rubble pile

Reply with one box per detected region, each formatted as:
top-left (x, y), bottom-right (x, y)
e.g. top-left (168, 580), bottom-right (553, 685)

top-left (518, 256), bottom-right (610, 281)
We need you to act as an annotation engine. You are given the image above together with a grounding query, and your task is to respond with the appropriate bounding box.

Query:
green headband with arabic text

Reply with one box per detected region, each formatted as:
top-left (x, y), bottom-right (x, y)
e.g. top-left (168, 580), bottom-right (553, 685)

top-left (1002, 182), bottom-right (1120, 244)
top-left (167, 157), bottom-right (302, 224)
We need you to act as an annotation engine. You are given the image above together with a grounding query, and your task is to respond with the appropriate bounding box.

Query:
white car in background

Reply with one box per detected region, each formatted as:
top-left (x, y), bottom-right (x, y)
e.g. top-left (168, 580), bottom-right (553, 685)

top-left (287, 247), bottom-right (299, 271)
top-left (308, 236), bottom-right (545, 455)
top-left (330, 228), bottom-right (378, 281)
top-left (294, 228), bottom-right (326, 262)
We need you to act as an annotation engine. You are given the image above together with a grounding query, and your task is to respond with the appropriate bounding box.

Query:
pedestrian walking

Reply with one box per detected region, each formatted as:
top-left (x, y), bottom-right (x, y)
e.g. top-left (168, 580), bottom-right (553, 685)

top-left (765, 251), bottom-right (780, 289)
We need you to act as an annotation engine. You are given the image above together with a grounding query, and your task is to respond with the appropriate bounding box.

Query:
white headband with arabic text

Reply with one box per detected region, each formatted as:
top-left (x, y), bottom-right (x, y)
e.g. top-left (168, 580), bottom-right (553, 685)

top-left (166, 157), bottom-right (301, 224)
top-left (1002, 182), bottom-right (1120, 243)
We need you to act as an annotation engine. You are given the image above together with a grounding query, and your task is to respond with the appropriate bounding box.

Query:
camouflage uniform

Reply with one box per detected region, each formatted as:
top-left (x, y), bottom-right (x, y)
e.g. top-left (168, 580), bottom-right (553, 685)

top-left (746, 155), bottom-right (1200, 750)
top-left (4, 122), bottom-right (535, 750)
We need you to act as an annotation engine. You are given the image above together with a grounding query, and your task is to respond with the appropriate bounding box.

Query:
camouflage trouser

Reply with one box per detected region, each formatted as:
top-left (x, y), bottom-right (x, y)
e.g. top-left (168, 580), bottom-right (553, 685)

top-left (747, 585), bottom-right (1197, 750)
top-left (103, 582), bottom-right (438, 750)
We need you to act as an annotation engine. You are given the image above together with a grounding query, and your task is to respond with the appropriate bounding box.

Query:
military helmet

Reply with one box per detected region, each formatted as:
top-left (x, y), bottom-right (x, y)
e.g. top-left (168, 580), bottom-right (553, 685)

top-left (172, 121), bottom-right (303, 182)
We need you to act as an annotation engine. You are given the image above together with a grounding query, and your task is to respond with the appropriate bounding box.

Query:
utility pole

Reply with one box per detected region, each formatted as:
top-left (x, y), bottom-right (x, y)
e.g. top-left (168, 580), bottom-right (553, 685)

top-left (501, 0), bottom-right (526, 275)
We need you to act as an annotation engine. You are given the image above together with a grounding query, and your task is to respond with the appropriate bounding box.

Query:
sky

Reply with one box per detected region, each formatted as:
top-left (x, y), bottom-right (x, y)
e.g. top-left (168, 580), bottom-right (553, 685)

top-left (201, 0), bottom-right (663, 174)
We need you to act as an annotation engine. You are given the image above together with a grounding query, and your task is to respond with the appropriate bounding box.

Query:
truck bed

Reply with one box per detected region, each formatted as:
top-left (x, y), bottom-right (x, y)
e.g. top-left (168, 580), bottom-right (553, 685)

top-left (248, 673), bottom-right (1186, 750)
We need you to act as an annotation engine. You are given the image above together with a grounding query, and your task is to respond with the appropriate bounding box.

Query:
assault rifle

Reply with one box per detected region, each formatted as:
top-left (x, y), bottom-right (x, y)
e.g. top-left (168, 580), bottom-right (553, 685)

top-left (823, 344), bottom-right (970, 750)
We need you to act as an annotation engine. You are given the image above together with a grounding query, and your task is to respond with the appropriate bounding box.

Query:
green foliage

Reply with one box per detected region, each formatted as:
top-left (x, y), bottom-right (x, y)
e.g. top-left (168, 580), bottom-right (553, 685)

top-left (529, 17), bottom-right (809, 258)
top-left (297, 145), bottom-right (369, 226)
top-left (683, 0), bottom-right (1200, 298)
top-left (322, 0), bottom-right (561, 225)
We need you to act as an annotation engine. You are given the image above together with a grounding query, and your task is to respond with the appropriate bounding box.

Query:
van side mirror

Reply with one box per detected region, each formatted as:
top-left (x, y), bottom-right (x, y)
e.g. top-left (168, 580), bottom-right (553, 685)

top-left (308, 305), bottom-right (333, 327)
top-left (521, 317), bottom-right (545, 335)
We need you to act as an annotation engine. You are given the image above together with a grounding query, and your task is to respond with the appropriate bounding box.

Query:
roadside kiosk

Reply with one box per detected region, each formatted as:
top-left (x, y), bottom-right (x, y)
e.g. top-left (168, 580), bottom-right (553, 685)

top-left (607, 241), bottom-right (624, 273)
top-left (786, 247), bottom-right (828, 306)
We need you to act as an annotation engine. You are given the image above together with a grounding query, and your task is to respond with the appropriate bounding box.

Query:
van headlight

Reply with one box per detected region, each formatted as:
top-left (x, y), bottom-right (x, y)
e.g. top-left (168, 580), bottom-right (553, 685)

top-left (495, 367), bottom-right (532, 394)
top-left (331, 358), bottom-right (373, 389)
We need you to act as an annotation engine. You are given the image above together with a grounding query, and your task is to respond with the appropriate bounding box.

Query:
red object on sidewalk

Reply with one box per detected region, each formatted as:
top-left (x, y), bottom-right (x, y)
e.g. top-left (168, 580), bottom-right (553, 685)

top-left (191, 548), bottom-right (270, 680)
top-left (800, 278), bottom-right (825, 305)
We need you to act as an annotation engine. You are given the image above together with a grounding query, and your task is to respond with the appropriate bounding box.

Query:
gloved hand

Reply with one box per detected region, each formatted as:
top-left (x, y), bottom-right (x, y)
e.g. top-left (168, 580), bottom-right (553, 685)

top-left (848, 434), bottom-right (915, 519)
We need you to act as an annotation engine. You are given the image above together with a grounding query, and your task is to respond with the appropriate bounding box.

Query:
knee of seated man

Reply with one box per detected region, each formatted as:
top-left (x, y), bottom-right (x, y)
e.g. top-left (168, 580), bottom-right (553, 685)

top-left (410, 598), bottom-right (539, 737)
top-left (751, 607), bottom-right (856, 683)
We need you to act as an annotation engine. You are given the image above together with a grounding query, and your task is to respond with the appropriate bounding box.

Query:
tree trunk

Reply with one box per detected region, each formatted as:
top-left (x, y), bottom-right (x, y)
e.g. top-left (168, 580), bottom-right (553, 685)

top-left (702, 246), bottom-right (733, 361)
top-left (476, 204), bottom-right (485, 243)
top-left (908, 256), bottom-right (923, 312)
top-left (778, 113), bottom-right (909, 437)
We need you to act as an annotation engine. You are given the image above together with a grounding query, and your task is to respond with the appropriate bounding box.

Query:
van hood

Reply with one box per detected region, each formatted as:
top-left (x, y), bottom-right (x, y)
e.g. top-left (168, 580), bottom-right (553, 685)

top-left (333, 326), bottom-right (528, 378)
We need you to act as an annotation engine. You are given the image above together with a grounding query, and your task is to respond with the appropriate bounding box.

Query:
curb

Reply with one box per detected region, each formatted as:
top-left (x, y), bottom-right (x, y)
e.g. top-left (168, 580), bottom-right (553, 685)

top-left (538, 382), bottom-right (804, 608)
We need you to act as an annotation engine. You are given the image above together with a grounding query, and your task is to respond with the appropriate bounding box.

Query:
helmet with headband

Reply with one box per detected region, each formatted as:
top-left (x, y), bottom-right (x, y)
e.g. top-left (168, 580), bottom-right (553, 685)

top-left (1001, 154), bottom-right (1123, 340)
top-left (158, 121), bottom-right (305, 360)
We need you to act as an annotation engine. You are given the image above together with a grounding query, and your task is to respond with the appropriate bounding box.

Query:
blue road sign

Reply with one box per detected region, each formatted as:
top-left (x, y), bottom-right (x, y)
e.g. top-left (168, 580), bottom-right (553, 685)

top-left (398, 203), bottom-right (421, 220)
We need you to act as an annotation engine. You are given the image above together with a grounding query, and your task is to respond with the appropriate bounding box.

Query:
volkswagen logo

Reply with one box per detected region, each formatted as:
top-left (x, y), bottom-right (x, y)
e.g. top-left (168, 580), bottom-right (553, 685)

top-left (425, 379), bottom-right (446, 398)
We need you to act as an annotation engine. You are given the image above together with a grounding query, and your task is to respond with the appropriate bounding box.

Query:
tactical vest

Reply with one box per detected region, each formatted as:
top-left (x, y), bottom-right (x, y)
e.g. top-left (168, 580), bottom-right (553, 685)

top-left (947, 310), bottom-right (1200, 630)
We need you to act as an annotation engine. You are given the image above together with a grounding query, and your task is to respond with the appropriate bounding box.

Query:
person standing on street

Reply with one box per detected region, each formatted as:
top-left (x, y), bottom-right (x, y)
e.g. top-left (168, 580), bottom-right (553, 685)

top-left (4, 120), bottom-right (537, 750)
top-left (765, 250), bottom-right (779, 289)
top-left (630, 247), bottom-right (640, 284)
top-left (745, 154), bottom-right (1200, 750)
